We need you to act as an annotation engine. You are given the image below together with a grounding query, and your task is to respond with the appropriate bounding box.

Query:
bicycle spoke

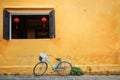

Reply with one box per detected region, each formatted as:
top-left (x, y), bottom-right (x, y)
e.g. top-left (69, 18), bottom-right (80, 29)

top-left (56, 61), bottom-right (72, 76)
top-left (33, 62), bottom-right (48, 76)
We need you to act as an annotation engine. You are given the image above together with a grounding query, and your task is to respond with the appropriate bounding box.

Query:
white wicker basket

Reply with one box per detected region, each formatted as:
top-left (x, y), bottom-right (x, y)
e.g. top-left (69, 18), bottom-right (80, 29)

top-left (40, 53), bottom-right (48, 62)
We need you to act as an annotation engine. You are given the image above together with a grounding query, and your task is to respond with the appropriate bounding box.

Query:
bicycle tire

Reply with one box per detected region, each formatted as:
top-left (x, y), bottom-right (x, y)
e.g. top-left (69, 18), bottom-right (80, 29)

top-left (33, 62), bottom-right (48, 76)
top-left (56, 61), bottom-right (72, 76)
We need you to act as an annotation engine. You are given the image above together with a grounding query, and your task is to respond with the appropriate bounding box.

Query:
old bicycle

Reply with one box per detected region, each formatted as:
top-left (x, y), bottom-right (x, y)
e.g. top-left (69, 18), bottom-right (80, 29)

top-left (33, 51), bottom-right (72, 76)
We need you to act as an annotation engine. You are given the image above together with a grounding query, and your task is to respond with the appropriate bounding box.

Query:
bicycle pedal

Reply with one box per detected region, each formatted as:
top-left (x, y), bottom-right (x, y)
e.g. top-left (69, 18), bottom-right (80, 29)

top-left (50, 71), bottom-right (53, 73)
top-left (50, 71), bottom-right (54, 74)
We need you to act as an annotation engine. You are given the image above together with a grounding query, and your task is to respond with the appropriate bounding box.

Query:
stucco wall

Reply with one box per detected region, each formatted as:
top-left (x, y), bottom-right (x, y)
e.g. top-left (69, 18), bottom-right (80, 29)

top-left (0, 0), bottom-right (120, 74)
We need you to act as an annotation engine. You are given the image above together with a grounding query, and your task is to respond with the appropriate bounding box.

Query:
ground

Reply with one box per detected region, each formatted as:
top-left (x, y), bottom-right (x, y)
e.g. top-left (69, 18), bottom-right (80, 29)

top-left (0, 75), bottom-right (120, 80)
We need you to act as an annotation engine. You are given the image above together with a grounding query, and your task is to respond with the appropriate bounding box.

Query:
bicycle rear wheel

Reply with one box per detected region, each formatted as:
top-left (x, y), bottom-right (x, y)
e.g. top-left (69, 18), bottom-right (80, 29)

top-left (56, 61), bottom-right (72, 76)
top-left (33, 62), bottom-right (48, 76)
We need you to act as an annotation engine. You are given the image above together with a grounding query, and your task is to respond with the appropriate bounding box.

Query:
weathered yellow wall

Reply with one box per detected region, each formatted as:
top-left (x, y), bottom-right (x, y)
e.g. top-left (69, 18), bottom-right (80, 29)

top-left (0, 0), bottom-right (120, 74)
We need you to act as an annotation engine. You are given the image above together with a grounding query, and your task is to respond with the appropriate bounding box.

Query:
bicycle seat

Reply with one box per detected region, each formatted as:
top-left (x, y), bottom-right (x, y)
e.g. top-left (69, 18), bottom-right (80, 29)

top-left (56, 58), bottom-right (61, 61)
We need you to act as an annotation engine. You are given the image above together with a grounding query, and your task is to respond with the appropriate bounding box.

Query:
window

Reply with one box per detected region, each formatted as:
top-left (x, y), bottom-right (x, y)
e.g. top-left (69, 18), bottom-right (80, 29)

top-left (3, 9), bottom-right (55, 40)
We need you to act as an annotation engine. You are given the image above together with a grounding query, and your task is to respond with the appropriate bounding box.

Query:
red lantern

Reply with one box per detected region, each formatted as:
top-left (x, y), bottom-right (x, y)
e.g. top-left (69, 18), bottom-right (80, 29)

top-left (41, 17), bottom-right (47, 28)
top-left (14, 17), bottom-right (20, 23)
top-left (13, 17), bottom-right (20, 30)
top-left (41, 17), bottom-right (47, 23)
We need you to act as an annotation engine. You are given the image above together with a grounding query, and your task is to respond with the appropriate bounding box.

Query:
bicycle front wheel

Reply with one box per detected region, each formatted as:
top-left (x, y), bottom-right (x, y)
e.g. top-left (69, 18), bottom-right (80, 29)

top-left (56, 61), bottom-right (72, 76)
top-left (33, 62), bottom-right (48, 76)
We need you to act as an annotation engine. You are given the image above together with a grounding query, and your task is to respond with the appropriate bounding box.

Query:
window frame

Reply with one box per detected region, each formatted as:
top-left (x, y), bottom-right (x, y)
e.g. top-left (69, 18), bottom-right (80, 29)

top-left (3, 9), bottom-right (55, 40)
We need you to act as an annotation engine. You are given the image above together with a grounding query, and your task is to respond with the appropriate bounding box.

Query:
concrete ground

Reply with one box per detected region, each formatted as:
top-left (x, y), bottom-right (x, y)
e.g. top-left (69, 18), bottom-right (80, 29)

top-left (0, 75), bottom-right (120, 80)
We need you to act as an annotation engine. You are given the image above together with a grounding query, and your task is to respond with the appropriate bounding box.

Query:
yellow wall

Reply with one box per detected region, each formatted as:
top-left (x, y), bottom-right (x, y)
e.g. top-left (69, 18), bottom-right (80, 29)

top-left (0, 0), bottom-right (120, 74)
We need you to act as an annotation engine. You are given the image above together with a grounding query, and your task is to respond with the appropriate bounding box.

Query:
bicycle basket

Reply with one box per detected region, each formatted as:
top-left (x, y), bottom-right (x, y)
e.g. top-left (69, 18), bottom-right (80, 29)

top-left (39, 54), bottom-right (48, 62)
top-left (39, 56), bottom-right (43, 61)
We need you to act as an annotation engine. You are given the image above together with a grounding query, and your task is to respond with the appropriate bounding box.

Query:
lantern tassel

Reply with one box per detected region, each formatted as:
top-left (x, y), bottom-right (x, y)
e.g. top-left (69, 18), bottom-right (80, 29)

top-left (43, 23), bottom-right (45, 28)
top-left (16, 24), bottom-right (18, 30)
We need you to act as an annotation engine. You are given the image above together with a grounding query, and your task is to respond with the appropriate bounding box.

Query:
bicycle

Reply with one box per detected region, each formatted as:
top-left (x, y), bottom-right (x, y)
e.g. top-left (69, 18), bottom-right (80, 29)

top-left (33, 51), bottom-right (72, 76)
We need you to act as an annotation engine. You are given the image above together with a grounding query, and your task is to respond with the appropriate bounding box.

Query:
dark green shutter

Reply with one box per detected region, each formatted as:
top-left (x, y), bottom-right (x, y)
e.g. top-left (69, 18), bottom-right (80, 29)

top-left (49, 10), bottom-right (55, 38)
top-left (3, 9), bottom-right (10, 40)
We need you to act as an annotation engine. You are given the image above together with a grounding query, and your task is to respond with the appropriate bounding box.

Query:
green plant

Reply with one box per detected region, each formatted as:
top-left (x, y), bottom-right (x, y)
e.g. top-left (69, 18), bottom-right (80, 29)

top-left (70, 66), bottom-right (84, 75)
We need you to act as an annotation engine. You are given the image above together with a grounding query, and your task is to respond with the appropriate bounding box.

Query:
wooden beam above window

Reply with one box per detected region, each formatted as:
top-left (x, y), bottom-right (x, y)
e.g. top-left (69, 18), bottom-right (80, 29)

top-left (4, 6), bottom-right (55, 13)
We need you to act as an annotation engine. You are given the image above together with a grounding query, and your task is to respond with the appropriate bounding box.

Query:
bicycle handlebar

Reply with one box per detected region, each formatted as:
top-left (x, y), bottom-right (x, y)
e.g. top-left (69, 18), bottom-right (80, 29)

top-left (46, 54), bottom-right (52, 57)
top-left (41, 51), bottom-right (52, 57)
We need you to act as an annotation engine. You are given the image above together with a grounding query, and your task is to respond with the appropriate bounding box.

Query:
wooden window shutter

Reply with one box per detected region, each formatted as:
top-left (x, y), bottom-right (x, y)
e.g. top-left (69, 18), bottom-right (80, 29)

top-left (49, 10), bottom-right (55, 38)
top-left (3, 9), bottom-right (10, 40)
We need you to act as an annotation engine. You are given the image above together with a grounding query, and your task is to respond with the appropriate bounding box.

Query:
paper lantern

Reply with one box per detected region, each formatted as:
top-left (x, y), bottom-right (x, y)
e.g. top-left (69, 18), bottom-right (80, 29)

top-left (13, 17), bottom-right (20, 30)
top-left (41, 17), bottom-right (47, 23)
top-left (14, 17), bottom-right (20, 23)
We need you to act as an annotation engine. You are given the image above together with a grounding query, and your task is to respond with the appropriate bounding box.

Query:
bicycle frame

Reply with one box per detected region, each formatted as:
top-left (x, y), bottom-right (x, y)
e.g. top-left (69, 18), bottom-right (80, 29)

top-left (33, 52), bottom-right (72, 76)
top-left (46, 58), bottom-right (58, 71)
top-left (39, 53), bottom-right (68, 71)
